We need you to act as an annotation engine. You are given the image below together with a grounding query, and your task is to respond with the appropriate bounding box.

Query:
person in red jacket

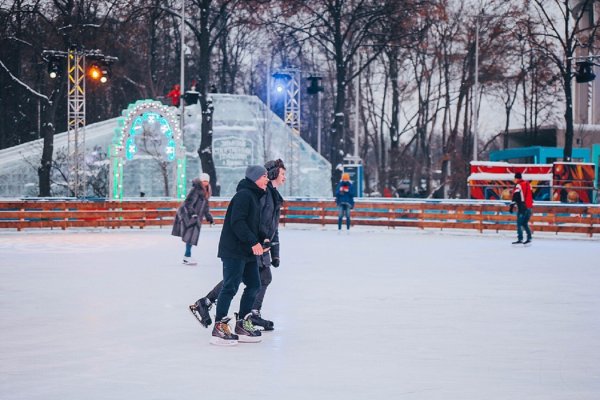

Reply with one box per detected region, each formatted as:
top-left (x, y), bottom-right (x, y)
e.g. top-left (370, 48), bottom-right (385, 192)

top-left (509, 172), bottom-right (533, 245)
top-left (166, 84), bottom-right (181, 107)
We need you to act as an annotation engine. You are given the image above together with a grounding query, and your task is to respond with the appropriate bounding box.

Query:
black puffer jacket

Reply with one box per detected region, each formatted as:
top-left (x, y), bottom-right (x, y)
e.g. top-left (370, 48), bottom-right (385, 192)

top-left (217, 178), bottom-right (266, 260)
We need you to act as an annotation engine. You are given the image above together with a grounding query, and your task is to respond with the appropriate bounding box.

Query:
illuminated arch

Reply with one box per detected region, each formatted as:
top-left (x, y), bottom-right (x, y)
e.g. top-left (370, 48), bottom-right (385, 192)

top-left (108, 100), bottom-right (186, 200)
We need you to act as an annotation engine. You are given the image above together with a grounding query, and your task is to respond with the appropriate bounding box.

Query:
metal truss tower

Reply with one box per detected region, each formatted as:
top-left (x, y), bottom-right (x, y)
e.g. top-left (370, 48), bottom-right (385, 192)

top-left (280, 68), bottom-right (301, 136)
top-left (67, 49), bottom-right (87, 197)
top-left (273, 68), bottom-right (301, 195)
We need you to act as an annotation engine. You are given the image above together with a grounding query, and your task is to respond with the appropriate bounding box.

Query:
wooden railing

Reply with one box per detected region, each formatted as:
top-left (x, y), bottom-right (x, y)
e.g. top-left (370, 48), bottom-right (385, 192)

top-left (1, 199), bottom-right (599, 236)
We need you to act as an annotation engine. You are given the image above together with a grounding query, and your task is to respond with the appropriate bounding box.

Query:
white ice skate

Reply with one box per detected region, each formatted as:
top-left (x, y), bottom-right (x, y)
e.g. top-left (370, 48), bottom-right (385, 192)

top-left (182, 257), bottom-right (198, 265)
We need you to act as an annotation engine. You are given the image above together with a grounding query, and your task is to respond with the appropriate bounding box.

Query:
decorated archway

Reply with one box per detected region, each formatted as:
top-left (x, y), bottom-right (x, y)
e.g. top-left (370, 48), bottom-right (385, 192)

top-left (109, 100), bottom-right (186, 200)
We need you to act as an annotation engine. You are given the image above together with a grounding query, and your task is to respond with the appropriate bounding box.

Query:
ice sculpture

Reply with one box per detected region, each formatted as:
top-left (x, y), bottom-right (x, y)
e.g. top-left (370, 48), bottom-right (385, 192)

top-left (0, 94), bottom-right (331, 198)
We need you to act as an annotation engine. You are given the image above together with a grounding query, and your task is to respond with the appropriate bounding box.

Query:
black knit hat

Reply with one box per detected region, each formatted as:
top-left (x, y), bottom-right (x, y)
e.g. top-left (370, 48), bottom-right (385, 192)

top-left (514, 172), bottom-right (522, 179)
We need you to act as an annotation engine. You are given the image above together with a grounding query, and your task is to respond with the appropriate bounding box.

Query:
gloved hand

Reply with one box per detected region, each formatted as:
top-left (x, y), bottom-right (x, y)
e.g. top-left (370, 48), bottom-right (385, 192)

top-left (509, 204), bottom-right (514, 213)
top-left (271, 257), bottom-right (280, 268)
top-left (206, 213), bottom-right (214, 225)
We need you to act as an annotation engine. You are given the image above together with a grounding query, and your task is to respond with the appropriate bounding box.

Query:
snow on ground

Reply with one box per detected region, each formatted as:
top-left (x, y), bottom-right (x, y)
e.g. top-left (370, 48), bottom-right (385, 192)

top-left (0, 225), bottom-right (599, 400)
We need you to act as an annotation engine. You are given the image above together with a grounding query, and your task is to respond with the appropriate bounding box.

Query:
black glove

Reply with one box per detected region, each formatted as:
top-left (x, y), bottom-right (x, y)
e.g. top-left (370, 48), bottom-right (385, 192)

top-left (206, 213), bottom-right (214, 225)
top-left (261, 239), bottom-right (271, 252)
top-left (271, 257), bottom-right (280, 268)
top-left (509, 204), bottom-right (514, 213)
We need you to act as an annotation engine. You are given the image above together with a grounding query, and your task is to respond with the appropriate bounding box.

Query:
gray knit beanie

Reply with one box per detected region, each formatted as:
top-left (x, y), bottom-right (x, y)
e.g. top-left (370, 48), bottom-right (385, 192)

top-left (245, 165), bottom-right (267, 182)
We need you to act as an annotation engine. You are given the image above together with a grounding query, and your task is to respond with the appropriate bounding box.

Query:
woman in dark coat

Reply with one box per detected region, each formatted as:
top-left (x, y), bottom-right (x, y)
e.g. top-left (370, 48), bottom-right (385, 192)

top-left (172, 173), bottom-right (214, 265)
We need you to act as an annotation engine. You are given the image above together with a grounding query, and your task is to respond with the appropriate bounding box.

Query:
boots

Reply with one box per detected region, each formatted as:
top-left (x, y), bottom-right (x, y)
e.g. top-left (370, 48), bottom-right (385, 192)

top-left (249, 309), bottom-right (274, 331)
top-left (234, 313), bottom-right (262, 343)
top-left (210, 317), bottom-right (238, 346)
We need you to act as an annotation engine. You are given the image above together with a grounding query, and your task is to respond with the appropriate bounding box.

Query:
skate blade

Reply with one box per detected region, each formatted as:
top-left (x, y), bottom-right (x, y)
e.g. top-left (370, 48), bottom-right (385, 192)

top-left (188, 306), bottom-right (210, 328)
top-left (237, 335), bottom-right (262, 343)
top-left (183, 261), bottom-right (198, 265)
top-left (210, 337), bottom-right (238, 346)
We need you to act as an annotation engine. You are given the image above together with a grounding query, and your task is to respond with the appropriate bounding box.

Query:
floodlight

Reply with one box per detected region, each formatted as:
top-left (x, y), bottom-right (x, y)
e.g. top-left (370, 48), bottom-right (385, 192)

top-left (575, 61), bottom-right (596, 83)
top-left (47, 60), bottom-right (60, 79)
top-left (88, 63), bottom-right (102, 80)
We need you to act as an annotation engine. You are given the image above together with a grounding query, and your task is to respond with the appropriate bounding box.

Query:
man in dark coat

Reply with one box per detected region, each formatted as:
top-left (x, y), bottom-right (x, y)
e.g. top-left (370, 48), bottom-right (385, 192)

top-left (209, 165), bottom-right (268, 346)
top-left (509, 172), bottom-right (533, 245)
top-left (335, 173), bottom-right (355, 230)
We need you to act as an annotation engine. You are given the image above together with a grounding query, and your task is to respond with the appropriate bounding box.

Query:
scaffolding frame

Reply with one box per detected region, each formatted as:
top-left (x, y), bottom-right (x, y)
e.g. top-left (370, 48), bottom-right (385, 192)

top-left (67, 49), bottom-right (87, 197)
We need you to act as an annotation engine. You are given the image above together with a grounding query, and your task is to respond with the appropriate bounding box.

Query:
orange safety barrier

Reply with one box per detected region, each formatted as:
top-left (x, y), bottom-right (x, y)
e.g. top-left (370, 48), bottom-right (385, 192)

top-left (1, 199), bottom-right (599, 236)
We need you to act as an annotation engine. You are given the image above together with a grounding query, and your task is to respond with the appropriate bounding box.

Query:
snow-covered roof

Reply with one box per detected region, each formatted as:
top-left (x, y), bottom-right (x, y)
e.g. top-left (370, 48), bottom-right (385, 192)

top-left (468, 173), bottom-right (553, 181)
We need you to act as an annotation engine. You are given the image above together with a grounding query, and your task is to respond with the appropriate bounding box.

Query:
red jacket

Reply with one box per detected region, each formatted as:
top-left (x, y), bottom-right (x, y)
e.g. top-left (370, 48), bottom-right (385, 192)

top-left (166, 86), bottom-right (181, 106)
top-left (513, 179), bottom-right (533, 210)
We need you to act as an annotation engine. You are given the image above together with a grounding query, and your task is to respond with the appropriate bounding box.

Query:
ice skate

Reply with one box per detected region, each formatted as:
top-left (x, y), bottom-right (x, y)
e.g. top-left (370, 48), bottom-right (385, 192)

top-left (182, 256), bottom-right (198, 265)
top-left (210, 317), bottom-right (238, 346)
top-left (234, 313), bottom-right (262, 343)
top-left (189, 297), bottom-right (213, 328)
top-left (523, 238), bottom-right (532, 246)
top-left (249, 309), bottom-right (274, 331)
top-left (511, 240), bottom-right (523, 245)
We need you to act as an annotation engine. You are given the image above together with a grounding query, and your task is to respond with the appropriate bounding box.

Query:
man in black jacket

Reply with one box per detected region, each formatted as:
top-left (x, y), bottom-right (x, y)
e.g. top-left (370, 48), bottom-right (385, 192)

top-left (209, 165), bottom-right (268, 346)
top-left (189, 161), bottom-right (286, 337)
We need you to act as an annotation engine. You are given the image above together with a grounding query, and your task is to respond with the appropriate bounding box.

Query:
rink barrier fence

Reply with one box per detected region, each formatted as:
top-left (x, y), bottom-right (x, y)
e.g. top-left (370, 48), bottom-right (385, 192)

top-left (1, 199), bottom-right (599, 236)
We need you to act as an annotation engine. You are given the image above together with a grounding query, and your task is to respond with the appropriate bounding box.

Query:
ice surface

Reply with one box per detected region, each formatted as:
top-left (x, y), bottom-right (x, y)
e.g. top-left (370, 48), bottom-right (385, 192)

top-left (0, 227), bottom-right (599, 399)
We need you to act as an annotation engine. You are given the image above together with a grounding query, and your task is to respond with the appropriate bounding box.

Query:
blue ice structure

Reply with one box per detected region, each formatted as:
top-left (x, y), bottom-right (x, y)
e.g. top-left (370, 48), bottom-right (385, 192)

top-left (0, 94), bottom-right (331, 198)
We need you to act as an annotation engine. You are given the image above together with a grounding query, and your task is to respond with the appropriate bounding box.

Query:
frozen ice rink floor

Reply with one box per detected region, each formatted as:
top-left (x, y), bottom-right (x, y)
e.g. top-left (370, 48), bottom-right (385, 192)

top-left (1, 225), bottom-right (599, 400)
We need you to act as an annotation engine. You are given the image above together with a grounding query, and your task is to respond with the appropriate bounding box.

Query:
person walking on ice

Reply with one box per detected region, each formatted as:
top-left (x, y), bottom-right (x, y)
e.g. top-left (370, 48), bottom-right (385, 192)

top-left (190, 159), bottom-right (286, 331)
top-left (172, 173), bottom-right (214, 265)
top-left (509, 172), bottom-right (533, 245)
top-left (335, 173), bottom-right (355, 231)
top-left (206, 165), bottom-right (268, 346)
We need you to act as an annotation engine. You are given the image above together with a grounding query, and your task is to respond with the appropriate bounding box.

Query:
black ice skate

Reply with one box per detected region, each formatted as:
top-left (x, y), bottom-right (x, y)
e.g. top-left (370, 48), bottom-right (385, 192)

top-left (511, 240), bottom-right (523, 245)
top-left (250, 309), bottom-right (274, 331)
top-left (210, 317), bottom-right (238, 346)
top-left (234, 313), bottom-right (262, 343)
top-left (523, 238), bottom-right (532, 246)
top-left (189, 297), bottom-right (213, 328)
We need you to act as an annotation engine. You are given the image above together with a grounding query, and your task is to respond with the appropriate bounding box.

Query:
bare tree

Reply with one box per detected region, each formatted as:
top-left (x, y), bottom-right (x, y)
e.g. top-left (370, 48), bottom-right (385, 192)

top-left (271, 0), bottom-right (405, 191)
top-left (528, 0), bottom-right (600, 161)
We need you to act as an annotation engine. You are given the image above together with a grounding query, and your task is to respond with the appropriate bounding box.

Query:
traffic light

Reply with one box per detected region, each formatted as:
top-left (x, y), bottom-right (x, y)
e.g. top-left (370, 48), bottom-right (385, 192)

top-left (47, 60), bottom-right (60, 79)
top-left (575, 61), bottom-right (596, 83)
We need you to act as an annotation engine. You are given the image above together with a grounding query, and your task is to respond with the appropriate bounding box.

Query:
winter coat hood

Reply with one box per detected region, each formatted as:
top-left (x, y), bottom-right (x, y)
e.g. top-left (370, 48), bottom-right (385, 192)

top-left (236, 177), bottom-right (266, 195)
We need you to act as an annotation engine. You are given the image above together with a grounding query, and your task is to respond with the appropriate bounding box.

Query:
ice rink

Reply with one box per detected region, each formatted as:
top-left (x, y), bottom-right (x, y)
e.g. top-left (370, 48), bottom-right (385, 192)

top-left (1, 225), bottom-right (599, 400)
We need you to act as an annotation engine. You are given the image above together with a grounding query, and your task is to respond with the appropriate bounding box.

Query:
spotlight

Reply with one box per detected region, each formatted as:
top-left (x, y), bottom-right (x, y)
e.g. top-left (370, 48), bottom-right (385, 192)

top-left (47, 60), bottom-right (60, 79)
top-left (88, 63), bottom-right (102, 80)
top-left (272, 71), bottom-right (291, 94)
top-left (99, 64), bottom-right (110, 83)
